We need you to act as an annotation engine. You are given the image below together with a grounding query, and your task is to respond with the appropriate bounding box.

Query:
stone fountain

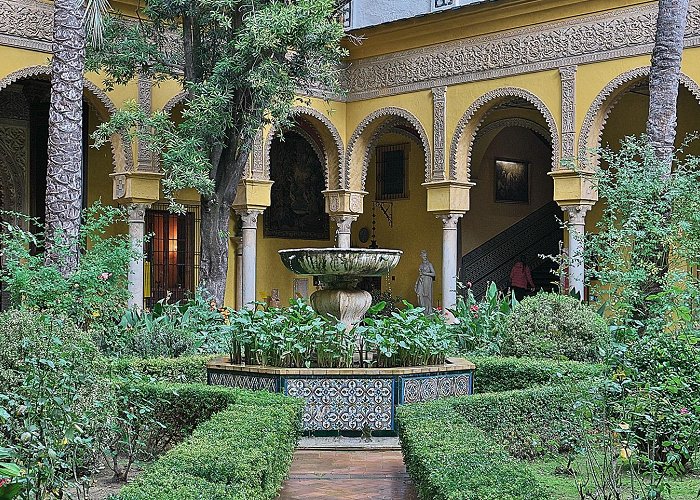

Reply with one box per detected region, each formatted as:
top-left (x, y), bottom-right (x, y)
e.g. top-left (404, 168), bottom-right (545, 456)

top-left (278, 248), bottom-right (402, 325)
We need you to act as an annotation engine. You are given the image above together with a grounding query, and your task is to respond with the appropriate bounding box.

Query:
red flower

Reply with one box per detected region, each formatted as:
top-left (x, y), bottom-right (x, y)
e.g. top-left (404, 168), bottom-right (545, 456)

top-left (680, 407), bottom-right (690, 415)
top-left (466, 282), bottom-right (472, 289)
top-left (470, 305), bottom-right (479, 312)
top-left (0, 478), bottom-right (9, 487)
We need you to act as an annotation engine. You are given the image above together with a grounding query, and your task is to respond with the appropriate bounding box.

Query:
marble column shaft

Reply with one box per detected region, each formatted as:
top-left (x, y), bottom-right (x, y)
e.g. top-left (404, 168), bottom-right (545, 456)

top-left (439, 213), bottom-right (462, 309)
top-left (238, 210), bottom-right (262, 310)
top-left (565, 205), bottom-right (590, 298)
top-left (127, 204), bottom-right (147, 308)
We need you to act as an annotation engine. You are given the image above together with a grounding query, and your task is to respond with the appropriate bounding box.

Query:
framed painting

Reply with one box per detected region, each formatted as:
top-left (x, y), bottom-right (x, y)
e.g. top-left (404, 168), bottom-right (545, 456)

top-left (494, 159), bottom-right (529, 204)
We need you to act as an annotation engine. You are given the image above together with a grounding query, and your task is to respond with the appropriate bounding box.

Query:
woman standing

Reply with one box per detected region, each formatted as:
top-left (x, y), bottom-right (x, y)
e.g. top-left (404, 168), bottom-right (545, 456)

top-left (509, 256), bottom-right (535, 301)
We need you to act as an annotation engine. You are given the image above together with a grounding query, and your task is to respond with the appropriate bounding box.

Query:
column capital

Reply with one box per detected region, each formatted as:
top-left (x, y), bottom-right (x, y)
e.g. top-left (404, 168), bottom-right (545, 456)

top-left (110, 171), bottom-right (163, 204)
top-left (126, 203), bottom-right (148, 223)
top-left (330, 214), bottom-right (358, 231)
top-left (235, 208), bottom-right (263, 229)
top-left (562, 204), bottom-right (591, 226)
top-left (437, 212), bottom-right (463, 229)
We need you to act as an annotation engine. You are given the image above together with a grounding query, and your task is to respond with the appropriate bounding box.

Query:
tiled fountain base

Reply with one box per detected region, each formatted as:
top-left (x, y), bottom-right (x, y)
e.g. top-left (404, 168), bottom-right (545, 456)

top-left (207, 357), bottom-right (475, 432)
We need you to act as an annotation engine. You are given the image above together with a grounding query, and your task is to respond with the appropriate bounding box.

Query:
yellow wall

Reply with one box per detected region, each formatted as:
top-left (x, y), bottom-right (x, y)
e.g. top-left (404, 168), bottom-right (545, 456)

top-left (355, 133), bottom-right (443, 306)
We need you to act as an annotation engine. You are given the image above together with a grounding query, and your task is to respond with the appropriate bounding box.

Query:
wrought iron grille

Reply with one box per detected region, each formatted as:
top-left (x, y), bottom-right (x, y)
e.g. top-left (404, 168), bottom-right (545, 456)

top-left (144, 203), bottom-right (201, 307)
top-left (376, 143), bottom-right (409, 200)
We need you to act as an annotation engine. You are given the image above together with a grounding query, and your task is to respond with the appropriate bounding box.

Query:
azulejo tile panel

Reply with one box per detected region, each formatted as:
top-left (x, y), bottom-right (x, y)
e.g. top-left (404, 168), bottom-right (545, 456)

top-left (285, 377), bottom-right (394, 432)
top-left (208, 370), bottom-right (277, 392)
top-left (399, 372), bottom-right (472, 404)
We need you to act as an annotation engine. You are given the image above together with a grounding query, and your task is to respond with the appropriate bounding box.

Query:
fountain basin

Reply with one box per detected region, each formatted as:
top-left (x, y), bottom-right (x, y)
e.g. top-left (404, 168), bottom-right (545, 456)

top-left (207, 357), bottom-right (475, 433)
top-left (279, 248), bottom-right (402, 288)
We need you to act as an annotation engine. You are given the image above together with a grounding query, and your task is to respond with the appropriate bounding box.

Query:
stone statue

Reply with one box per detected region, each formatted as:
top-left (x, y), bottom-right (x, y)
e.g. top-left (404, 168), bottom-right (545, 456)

top-left (268, 288), bottom-right (281, 309)
top-left (415, 250), bottom-right (436, 314)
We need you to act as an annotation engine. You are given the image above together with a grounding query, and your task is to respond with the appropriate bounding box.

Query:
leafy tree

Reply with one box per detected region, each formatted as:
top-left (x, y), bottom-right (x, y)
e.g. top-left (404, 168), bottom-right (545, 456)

top-left (89, 0), bottom-right (348, 304)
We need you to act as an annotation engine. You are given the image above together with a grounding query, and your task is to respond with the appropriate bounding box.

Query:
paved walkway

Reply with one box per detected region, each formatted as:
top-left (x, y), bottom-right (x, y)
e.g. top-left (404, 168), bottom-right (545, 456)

top-left (279, 450), bottom-right (418, 500)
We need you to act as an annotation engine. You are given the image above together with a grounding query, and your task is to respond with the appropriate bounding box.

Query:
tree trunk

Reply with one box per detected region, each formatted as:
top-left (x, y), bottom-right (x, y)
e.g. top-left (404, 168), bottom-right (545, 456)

top-left (45, 0), bottom-right (85, 275)
top-left (199, 194), bottom-right (231, 306)
top-left (647, 0), bottom-right (689, 167)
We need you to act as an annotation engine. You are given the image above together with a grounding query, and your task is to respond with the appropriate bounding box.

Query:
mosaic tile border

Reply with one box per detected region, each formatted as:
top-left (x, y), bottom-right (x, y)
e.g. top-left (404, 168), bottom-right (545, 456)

top-left (398, 371), bottom-right (473, 404)
top-left (207, 369), bottom-right (278, 392)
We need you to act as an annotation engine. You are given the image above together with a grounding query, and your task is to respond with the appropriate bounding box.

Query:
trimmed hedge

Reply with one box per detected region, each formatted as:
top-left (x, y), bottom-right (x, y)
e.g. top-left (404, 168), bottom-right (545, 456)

top-left (470, 355), bottom-right (603, 393)
top-left (451, 383), bottom-right (596, 459)
top-left (120, 381), bottom-right (303, 452)
top-left (108, 355), bottom-right (214, 383)
top-left (398, 402), bottom-right (552, 500)
top-left (116, 402), bottom-right (300, 500)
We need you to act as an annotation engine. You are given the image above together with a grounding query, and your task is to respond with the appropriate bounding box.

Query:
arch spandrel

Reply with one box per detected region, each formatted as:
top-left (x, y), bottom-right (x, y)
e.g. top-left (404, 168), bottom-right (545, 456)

top-left (449, 87), bottom-right (560, 183)
top-left (578, 67), bottom-right (700, 167)
top-left (345, 107), bottom-right (431, 192)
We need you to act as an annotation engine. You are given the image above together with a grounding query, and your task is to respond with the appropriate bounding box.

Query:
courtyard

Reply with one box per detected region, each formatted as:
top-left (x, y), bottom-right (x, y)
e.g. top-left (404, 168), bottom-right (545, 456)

top-left (1, 0), bottom-right (700, 499)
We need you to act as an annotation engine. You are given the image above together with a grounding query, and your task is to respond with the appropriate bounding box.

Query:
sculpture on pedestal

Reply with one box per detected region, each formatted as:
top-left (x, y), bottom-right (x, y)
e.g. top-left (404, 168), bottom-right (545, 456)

top-left (415, 250), bottom-right (435, 314)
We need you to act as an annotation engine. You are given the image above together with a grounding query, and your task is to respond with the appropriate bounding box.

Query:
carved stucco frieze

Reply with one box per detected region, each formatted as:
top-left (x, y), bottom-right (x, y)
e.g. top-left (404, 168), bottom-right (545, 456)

top-left (449, 87), bottom-right (560, 181)
top-left (432, 86), bottom-right (446, 181)
top-left (250, 129), bottom-right (265, 179)
top-left (0, 0), bottom-right (52, 53)
top-left (137, 72), bottom-right (154, 172)
top-left (345, 1), bottom-right (700, 100)
top-left (345, 106), bottom-right (431, 190)
top-left (559, 65), bottom-right (577, 163)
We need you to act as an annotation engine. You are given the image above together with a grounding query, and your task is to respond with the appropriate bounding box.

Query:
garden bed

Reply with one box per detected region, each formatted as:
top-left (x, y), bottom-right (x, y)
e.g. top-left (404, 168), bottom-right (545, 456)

top-left (206, 356), bottom-right (475, 432)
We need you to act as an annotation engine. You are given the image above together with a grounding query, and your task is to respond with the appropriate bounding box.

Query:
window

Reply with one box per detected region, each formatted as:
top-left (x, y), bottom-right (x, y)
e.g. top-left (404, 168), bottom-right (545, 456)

top-left (144, 204), bottom-right (200, 307)
top-left (376, 143), bottom-right (409, 200)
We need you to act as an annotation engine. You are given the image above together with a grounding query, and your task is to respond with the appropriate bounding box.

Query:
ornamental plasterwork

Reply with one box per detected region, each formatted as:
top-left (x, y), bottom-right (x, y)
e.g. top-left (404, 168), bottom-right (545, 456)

top-left (432, 86), bottom-right (447, 181)
top-left (560, 66), bottom-right (577, 161)
top-left (0, 121), bottom-right (29, 216)
top-left (578, 67), bottom-right (700, 167)
top-left (346, 106), bottom-right (431, 191)
top-left (0, 0), bottom-right (52, 52)
top-left (449, 87), bottom-right (560, 181)
top-left (345, 1), bottom-right (700, 100)
top-left (262, 106), bottom-right (344, 190)
top-left (162, 91), bottom-right (187, 115)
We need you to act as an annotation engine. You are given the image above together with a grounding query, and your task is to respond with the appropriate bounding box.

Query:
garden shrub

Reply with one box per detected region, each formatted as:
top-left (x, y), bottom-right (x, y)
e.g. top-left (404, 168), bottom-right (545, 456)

top-left (116, 382), bottom-right (303, 453)
top-left (0, 310), bottom-right (104, 497)
top-left (108, 354), bottom-right (215, 383)
top-left (397, 401), bottom-right (552, 500)
top-left (0, 202), bottom-right (135, 330)
top-left (116, 402), bottom-right (301, 500)
top-left (469, 355), bottom-right (604, 393)
top-left (451, 383), bottom-right (597, 459)
top-left (502, 293), bottom-right (608, 361)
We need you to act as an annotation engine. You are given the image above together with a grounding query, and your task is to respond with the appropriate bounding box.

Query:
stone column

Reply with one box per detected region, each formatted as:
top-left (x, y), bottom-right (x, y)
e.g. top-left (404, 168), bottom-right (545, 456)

top-left (234, 236), bottom-right (243, 310)
top-left (237, 209), bottom-right (262, 309)
top-left (438, 213), bottom-right (463, 310)
top-left (127, 203), bottom-right (148, 308)
top-left (331, 215), bottom-right (357, 249)
top-left (564, 205), bottom-right (590, 298)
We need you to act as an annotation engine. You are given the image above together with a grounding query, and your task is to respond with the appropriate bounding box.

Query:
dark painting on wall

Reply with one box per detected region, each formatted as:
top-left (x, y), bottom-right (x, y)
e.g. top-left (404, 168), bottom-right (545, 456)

top-left (495, 159), bottom-right (529, 204)
top-left (264, 131), bottom-right (329, 240)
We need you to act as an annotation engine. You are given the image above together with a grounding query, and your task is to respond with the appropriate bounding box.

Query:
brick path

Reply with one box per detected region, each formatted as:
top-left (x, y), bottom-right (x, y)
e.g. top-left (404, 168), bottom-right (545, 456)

top-left (279, 450), bottom-right (419, 500)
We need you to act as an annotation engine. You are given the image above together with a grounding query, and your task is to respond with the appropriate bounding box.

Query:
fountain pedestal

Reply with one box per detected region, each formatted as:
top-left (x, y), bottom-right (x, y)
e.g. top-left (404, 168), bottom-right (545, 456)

top-left (310, 288), bottom-right (373, 326)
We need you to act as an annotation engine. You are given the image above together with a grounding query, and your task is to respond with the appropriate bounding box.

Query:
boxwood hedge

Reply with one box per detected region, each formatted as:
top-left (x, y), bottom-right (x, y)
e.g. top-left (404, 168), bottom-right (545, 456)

top-left (470, 355), bottom-right (603, 393)
top-left (116, 402), bottom-right (300, 500)
top-left (397, 402), bottom-right (552, 500)
top-left (108, 355), bottom-right (214, 384)
top-left (116, 381), bottom-right (303, 453)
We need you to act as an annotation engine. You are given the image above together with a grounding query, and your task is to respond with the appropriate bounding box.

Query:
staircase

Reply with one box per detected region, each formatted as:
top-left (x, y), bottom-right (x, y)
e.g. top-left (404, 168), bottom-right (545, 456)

top-left (459, 201), bottom-right (563, 299)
